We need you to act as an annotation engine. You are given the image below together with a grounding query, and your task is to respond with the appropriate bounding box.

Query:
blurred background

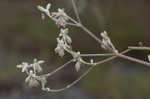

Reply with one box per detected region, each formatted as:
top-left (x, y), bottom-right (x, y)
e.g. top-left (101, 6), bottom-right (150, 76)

top-left (0, 0), bottom-right (150, 99)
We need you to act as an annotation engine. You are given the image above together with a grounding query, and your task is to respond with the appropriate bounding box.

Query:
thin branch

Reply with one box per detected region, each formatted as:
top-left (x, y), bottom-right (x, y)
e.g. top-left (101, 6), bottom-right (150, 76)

top-left (128, 46), bottom-right (150, 51)
top-left (46, 49), bottom-right (131, 92)
top-left (66, 23), bottom-right (80, 27)
top-left (43, 59), bottom-right (74, 77)
top-left (95, 49), bottom-right (131, 65)
top-left (80, 59), bottom-right (96, 66)
top-left (80, 53), bottom-right (115, 57)
top-left (47, 62), bottom-right (95, 92)
top-left (66, 15), bottom-right (103, 45)
top-left (71, 0), bottom-right (81, 23)
top-left (115, 53), bottom-right (150, 66)
top-left (37, 3), bottom-right (150, 93)
top-left (67, 15), bottom-right (80, 25)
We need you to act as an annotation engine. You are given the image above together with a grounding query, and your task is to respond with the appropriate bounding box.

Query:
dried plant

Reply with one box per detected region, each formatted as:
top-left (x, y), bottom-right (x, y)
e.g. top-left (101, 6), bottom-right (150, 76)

top-left (17, 0), bottom-right (150, 92)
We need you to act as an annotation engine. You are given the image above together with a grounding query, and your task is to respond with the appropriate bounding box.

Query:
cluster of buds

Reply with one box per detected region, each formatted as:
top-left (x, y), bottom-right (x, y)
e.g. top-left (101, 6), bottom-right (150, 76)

top-left (25, 70), bottom-right (39, 87)
top-left (51, 8), bottom-right (69, 27)
top-left (16, 1), bottom-right (150, 93)
top-left (72, 51), bottom-right (83, 72)
top-left (100, 31), bottom-right (118, 53)
top-left (17, 2), bottom-right (114, 92)
top-left (17, 59), bottom-right (44, 74)
top-left (37, 3), bottom-right (85, 72)
top-left (37, 3), bottom-right (70, 27)
top-left (55, 28), bottom-right (72, 57)
top-left (54, 28), bottom-right (84, 71)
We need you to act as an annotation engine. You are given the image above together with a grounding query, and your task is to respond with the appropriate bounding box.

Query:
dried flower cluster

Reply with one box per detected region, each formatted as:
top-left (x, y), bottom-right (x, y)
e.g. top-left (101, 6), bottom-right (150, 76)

top-left (17, 59), bottom-right (49, 91)
top-left (17, 1), bottom-right (150, 92)
top-left (101, 31), bottom-right (118, 53)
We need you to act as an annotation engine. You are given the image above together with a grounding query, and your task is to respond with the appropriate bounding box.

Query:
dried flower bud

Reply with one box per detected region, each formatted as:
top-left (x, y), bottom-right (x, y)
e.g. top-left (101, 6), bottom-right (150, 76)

top-left (75, 60), bottom-right (81, 72)
top-left (25, 70), bottom-right (39, 87)
top-left (30, 59), bottom-right (44, 73)
top-left (17, 62), bottom-right (30, 72)
top-left (46, 3), bottom-right (51, 10)
top-left (51, 8), bottom-right (69, 27)
top-left (59, 28), bottom-right (72, 44)
top-left (55, 38), bottom-right (65, 57)
top-left (37, 3), bottom-right (51, 17)
top-left (72, 51), bottom-right (82, 72)
top-left (90, 59), bottom-right (94, 64)
top-left (37, 6), bottom-right (47, 13)
top-left (139, 42), bottom-right (143, 47)
top-left (100, 31), bottom-right (118, 53)
top-left (148, 55), bottom-right (150, 62)
top-left (31, 80), bottom-right (40, 88)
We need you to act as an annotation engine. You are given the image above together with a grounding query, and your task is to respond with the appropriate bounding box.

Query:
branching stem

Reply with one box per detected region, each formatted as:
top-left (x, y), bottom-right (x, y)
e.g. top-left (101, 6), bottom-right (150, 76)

top-left (34, 2), bottom-right (150, 93)
top-left (67, 15), bottom-right (103, 45)
top-left (46, 49), bottom-right (131, 92)
top-left (115, 53), bottom-right (150, 66)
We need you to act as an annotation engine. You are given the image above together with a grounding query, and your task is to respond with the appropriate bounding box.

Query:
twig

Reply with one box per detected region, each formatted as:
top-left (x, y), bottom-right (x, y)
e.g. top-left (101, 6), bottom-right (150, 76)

top-left (43, 59), bottom-right (74, 77)
top-left (128, 46), bottom-right (150, 51)
top-left (67, 23), bottom-right (79, 26)
top-left (95, 49), bottom-right (131, 65)
top-left (67, 16), bottom-right (103, 45)
top-left (80, 53), bottom-right (115, 57)
top-left (46, 49), bottom-right (131, 92)
top-left (115, 53), bottom-right (150, 66)
top-left (35, 3), bottom-right (150, 93)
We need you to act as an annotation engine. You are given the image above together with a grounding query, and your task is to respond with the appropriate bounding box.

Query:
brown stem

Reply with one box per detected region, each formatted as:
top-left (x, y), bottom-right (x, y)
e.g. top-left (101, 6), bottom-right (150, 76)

top-left (95, 49), bottom-right (131, 65)
top-left (116, 53), bottom-right (150, 66)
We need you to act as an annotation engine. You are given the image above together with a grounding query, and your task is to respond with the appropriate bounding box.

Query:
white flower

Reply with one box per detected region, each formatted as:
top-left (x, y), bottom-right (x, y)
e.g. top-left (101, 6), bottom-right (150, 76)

top-left (72, 51), bottom-right (80, 61)
top-left (59, 28), bottom-right (72, 44)
top-left (17, 62), bottom-right (30, 72)
top-left (55, 38), bottom-right (65, 57)
top-left (100, 31), bottom-right (118, 53)
top-left (37, 3), bottom-right (69, 27)
top-left (72, 51), bottom-right (82, 72)
top-left (52, 8), bottom-right (67, 18)
top-left (52, 8), bottom-right (69, 27)
top-left (46, 3), bottom-right (51, 10)
top-left (75, 57), bottom-right (82, 72)
top-left (75, 59), bottom-right (81, 72)
top-left (25, 70), bottom-right (34, 83)
top-left (56, 17), bottom-right (67, 27)
top-left (37, 3), bottom-right (51, 17)
top-left (101, 39), bottom-right (109, 50)
top-left (36, 76), bottom-right (48, 91)
top-left (58, 8), bottom-right (67, 16)
top-left (30, 59), bottom-right (44, 73)
top-left (25, 70), bottom-right (39, 87)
